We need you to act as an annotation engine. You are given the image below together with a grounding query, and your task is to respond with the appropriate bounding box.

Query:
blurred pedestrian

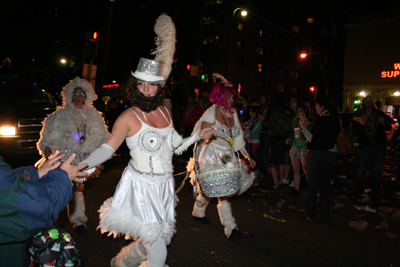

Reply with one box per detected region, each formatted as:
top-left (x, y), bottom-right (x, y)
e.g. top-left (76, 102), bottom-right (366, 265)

top-left (340, 105), bottom-right (355, 153)
top-left (170, 75), bottom-right (185, 130)
top-left (199, 88), bottom-right (212, 111)
top-left (253, 94), bottom-right (272, 179)
top-left (353, 95), bottom-right (393, 205)
top-left (180, 91), bottom-right (203, 137)
top-left (286, 104), bottom-right (312, 196)
top-left (265, 95), bottom-right (292, 190)
top-left (301, 95), bottom-right (340, 225)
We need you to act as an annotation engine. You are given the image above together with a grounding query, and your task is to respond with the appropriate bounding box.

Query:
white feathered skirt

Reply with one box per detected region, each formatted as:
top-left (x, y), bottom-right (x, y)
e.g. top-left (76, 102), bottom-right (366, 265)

top-left (97, 165), bottom-right (176, 246)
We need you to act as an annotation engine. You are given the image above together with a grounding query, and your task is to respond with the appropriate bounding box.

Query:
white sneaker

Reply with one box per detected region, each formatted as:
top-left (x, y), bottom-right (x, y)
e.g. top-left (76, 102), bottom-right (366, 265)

top-left (289, 180), bottom-right (295, 187)
top-left (282, 178), bottom-right (290, 185)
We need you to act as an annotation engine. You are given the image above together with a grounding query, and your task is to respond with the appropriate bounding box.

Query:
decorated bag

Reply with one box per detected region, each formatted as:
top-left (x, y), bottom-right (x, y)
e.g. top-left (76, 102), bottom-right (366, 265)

top-left (27, 220), bottom-right (81, 267)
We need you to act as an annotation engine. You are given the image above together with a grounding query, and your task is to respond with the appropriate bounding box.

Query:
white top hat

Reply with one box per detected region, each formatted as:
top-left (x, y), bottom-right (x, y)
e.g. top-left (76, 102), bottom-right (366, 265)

top-left (132, 58), bottom-right (166, 85)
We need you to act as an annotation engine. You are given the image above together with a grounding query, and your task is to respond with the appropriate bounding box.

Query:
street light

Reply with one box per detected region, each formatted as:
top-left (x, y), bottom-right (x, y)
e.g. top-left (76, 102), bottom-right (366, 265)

top-left (300, 52), bottom-right (328, 95)
top-left (224, 7), bottom-right (247, 76)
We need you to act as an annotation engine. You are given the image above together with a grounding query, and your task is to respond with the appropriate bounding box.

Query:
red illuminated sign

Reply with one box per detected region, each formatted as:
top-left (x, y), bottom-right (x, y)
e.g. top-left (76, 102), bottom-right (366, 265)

top-left (102, 84), bottom-right (119, 88)
top-left (381, 63), bottom-right (400, 78)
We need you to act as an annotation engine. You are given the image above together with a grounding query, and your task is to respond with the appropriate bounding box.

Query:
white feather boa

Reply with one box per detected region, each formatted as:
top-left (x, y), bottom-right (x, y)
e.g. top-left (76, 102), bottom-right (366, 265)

top-left (191, 105), bottom-right (246, 151)
top-left (37, 104), bottom-right (109, 156)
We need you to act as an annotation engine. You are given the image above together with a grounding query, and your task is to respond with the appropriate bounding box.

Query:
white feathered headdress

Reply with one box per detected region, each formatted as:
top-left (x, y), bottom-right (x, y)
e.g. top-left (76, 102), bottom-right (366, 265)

top-left (61, 77), bottom-right (97, 107)
top-left (132, 13), bottom-right (176, 84)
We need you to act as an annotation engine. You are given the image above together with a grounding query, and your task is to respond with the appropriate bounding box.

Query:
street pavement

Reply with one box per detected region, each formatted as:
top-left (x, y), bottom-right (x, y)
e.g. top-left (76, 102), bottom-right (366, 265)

top-left (13, 151), bottom-right (400, 267)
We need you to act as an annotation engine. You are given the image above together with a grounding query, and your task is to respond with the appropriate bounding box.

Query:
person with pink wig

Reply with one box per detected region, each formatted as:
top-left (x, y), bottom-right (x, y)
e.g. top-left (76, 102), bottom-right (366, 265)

top-left (187, 74), bottom-right (256, 240)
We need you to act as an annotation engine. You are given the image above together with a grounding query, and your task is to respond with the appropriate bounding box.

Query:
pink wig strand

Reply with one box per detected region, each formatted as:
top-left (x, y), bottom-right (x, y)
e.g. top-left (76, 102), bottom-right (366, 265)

top-left (209, 82), bottom-right (236, 112)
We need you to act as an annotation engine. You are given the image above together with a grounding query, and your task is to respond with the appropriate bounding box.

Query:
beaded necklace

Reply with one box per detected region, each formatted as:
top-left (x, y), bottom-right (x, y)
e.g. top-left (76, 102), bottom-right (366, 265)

top-left (218, 107), bottom-right (233, 129)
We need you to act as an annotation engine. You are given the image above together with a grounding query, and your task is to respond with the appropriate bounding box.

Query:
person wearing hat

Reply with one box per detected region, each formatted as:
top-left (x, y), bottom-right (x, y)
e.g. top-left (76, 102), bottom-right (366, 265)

top-left (37, 76), bottom-right (110, 235)
top-left (79, 14), bottom-right (215, 267)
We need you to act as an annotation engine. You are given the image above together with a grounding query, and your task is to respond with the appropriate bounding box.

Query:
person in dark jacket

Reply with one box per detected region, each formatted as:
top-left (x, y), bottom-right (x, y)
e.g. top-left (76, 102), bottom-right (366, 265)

top-left (300, 95), bottom-right (340, 225)
top-left (0, 153), bottom-right (87, 267)
top-left (353, 95), bottom-right (392, 204)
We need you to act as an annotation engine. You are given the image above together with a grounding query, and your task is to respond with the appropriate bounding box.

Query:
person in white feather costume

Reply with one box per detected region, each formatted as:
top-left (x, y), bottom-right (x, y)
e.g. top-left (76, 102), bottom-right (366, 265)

top-left (77, 13), bottom-right (216, 267)
top-left (188, 75), bottom-right (256, 240)
top-left (37, 76), bottom-right (109, 234)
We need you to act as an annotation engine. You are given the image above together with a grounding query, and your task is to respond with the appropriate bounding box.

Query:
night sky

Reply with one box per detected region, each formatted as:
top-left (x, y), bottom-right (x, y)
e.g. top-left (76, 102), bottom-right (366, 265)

top-left (1, 0), bottom-right (397, 88)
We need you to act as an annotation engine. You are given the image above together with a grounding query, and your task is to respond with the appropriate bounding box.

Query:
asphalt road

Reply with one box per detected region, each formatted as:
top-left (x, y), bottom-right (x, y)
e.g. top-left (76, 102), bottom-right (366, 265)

top-left (7, 152), bottom-right (400, 266)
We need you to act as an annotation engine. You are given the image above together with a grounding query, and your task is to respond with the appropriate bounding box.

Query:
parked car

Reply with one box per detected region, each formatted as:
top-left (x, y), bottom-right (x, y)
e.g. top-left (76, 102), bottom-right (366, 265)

top-left (0, 81), bottom-right (58, 161)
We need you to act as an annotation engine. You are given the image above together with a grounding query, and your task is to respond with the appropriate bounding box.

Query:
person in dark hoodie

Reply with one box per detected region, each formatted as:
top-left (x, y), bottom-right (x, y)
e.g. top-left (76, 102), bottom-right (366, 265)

top-left (0, 153), bottom-right (87, 267)
top-left (300, 95), bottom-right (340, 225)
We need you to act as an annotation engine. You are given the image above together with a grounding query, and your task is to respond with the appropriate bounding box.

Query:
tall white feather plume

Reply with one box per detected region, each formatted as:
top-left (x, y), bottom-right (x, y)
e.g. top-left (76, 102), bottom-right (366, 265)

top-left (151, 13), bottom-right (176, 80)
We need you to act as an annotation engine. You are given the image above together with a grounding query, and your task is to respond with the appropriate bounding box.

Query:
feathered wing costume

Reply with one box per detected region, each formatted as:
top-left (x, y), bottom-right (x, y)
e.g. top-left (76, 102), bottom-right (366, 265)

top-left (37, 77), bottom-right (109, 161)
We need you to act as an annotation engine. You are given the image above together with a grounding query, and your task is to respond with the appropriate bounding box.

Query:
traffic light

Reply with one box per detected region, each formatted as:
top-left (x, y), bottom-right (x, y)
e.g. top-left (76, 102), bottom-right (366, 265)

top-left (85, 31), bottom-right (99, 61)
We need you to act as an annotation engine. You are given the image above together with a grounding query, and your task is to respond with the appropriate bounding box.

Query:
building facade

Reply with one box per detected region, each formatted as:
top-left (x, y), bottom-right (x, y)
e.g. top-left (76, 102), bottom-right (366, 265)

top-left (343, 15), bottom-right (400, 115)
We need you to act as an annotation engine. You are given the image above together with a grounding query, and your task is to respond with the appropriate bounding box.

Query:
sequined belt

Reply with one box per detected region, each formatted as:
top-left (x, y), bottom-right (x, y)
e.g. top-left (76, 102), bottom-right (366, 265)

top-left (128, 159), bottom-right (172, 179)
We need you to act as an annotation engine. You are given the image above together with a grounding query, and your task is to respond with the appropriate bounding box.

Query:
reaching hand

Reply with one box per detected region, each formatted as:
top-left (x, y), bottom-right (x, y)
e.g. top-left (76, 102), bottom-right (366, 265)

top-left (38, 151), bottom-right (64, 178)
top-left (59, 154), bottom-right (89, 183)
top-left (249, 158), bottom-right (256, 168)
top-left (200, 127), bottom-right (217, 140)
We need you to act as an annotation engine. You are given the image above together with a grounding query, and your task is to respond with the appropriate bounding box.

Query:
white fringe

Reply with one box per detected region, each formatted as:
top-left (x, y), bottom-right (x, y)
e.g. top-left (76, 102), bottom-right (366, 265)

top-left (97, 198), bottom-right (175, 246)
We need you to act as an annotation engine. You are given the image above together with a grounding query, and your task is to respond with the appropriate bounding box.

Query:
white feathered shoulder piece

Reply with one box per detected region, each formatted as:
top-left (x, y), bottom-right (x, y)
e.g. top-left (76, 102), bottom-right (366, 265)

top-left (151, 13), bottom-right (176, 80)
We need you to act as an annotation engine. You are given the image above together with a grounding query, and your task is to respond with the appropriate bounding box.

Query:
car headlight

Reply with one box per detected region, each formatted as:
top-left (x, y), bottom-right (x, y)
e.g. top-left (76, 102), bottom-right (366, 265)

top-left (0, 126), bottom-right (16, 136)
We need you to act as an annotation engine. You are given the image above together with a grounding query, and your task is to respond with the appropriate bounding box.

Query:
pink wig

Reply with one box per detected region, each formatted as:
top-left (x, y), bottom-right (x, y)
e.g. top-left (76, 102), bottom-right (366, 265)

top-left (209, 82), bottom-right (236, 112)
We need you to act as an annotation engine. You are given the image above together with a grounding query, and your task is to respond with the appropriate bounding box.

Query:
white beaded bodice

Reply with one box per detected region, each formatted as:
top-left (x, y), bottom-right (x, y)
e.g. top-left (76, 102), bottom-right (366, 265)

top-left (125, 108), bottom-right (182, 180)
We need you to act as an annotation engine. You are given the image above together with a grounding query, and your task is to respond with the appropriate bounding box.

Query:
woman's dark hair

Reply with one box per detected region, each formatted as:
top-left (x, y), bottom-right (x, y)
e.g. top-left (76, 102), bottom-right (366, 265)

top-left (298, 104), bottom-right (310, 118)
top-left (250, 105), bottom-right (260, 115)
top-left (316, 95), bottom-right (338, 117)
top-left (126, 78), bottom-right (163, 112)
top-left (188, 91), bottom-right (199, 104)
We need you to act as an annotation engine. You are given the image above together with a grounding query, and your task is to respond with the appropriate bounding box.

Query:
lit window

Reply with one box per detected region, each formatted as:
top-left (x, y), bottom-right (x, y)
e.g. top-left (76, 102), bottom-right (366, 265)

top-left (257, 63), bottom-right (263, 72)
top-left (290, 71), bottom-right (298, 79)
top-left (256, 46), bottom-right (263, 55)
top-left (278, 84), bottom-right (284, 92)
top-left (237, 41), bottom-right (242, 49)
top-left (215, 35), bottom-right (219, 42)
top-left (293, 26), bottom-right (300, 33)
top-left (238, 23), bottom-right (243, 30)
top-left (259, 29), bottom-right (263, 37)
top-left (307, 17), bottom-right (314, 24)
top-left (216, 0), bottom-right (222, 4)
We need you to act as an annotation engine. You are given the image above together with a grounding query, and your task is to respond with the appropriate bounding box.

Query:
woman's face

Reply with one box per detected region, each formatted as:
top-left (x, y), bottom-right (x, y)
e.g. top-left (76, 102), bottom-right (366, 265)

top-left (72, 88), bottom-right (86, 109)
top-left (315, 103), bottom-right (324, 115)
top-left (297, 107), bottom-right (305, 119)
top-left (260, 96), bottom-right (266, 105)
top-left (290, 98), bottom-right (297, 110)
top-left (227, 93), bottom-right (234, 107)
top-left (137, 80), bottom-right (159, 97)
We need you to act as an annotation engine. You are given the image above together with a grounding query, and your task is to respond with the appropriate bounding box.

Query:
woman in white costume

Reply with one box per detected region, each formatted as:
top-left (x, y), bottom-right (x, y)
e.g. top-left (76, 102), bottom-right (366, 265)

top-left (189, 74), bottom-right (256, 240)
top-left (37, 77), bottom-right (109, 234)
top-left (79, 14), bottom-right (215, 267)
